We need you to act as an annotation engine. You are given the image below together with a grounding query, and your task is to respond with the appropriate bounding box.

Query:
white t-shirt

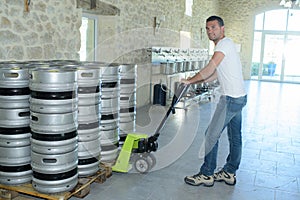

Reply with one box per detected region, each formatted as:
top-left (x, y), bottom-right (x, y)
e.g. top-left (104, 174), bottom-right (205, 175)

top-left (214, 37), bottom-right (246, 98)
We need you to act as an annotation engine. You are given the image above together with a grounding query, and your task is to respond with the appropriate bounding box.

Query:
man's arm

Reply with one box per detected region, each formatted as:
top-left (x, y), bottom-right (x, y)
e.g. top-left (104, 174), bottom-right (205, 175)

top-left (204, 70), bottom-right (218, 83)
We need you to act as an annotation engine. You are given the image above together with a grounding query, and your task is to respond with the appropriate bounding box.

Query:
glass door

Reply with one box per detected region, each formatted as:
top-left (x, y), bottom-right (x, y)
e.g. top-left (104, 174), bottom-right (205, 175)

top-left (261, 34), bottom-right (284, 81)
top-left (283, 35), bottom-right (300, 83)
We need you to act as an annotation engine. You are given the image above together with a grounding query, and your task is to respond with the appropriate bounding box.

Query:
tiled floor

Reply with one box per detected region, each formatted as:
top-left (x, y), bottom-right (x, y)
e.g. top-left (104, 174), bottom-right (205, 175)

top-left (74, 80), bottom-right (300, 200)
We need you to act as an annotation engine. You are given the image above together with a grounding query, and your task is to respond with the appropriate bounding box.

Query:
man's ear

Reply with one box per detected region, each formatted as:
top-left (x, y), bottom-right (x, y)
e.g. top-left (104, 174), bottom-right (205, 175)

top-left (221, 26), bottom-right (225, 32)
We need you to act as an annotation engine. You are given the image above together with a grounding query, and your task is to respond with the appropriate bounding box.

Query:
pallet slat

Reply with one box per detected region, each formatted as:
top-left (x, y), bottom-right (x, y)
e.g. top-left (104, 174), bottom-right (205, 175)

top-left (0, 165), bottom-right (111, 200)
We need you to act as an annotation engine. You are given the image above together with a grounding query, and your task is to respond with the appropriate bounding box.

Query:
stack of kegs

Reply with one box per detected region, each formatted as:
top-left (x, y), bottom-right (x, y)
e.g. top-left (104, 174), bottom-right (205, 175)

top-left (29, 66), bottom-right (79, 193)
top-left (99, 63), bottom-right (120, 163)
top-left (74, 64), bottom-right (102, 177)
top-left (0, 62), bottom-right (32, 185)
top-left (118, 64), bottom-right (137, 144)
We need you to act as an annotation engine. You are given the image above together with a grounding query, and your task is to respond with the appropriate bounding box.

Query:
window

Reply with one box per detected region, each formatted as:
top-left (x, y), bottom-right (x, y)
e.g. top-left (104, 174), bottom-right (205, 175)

top-left (287, 10), bottom-right (300, 31)
top-left (254, 13), bottom-right (264, 30)
top-left (251, 9), bottom-right (300, 83)
top-left (264, 9), bottom-right (287, 31)
top-left (185, 0), bottom-right (193, 17)
top-left (79, 14), bottom-right (98, 61)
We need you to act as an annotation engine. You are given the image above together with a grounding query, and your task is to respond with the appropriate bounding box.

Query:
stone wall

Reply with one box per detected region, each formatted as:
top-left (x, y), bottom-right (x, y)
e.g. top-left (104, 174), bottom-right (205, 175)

top-left (96, 0), bottom-right (219, 107)
top-left (0, 0), bottom-right (285, 106)
top-left (0, 0), bottom-right (284, 73)
top-left (96, 0), bottom-right (219, 64)
top-left (0, 0), bottom-right (82, 61)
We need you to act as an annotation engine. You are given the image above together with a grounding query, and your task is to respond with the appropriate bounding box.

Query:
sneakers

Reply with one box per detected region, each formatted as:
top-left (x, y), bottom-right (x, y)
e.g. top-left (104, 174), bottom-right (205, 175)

top-left (184, 173), bottom-right (214, 187)
top-left (184, 169), bottom-right (236, 187)
top-left (213, 169), bottom-right (236, 185)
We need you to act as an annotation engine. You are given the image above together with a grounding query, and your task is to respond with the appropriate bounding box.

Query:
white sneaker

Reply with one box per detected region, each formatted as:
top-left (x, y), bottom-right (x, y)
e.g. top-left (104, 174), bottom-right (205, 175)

top-left (213, 169), bottom-right (236, 185)
top-left (184, 173), bottom-right (214, 187)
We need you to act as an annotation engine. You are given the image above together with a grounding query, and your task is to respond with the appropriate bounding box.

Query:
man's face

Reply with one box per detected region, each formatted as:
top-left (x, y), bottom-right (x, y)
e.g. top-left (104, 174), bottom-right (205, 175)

top-left (206, 20), bottom-right (224, 43)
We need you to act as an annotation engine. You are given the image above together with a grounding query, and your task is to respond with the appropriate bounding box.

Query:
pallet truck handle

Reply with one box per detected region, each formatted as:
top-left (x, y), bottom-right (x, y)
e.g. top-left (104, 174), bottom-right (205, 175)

top-left (152, 83), bottom-right (190, 138)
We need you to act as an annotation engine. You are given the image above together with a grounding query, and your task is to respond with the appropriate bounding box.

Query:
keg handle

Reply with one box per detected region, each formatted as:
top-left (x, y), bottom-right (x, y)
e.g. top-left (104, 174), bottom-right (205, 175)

top-left (80, 72), bottom-right (94, 78)
top-left (4, 72), bottom-right (19, 78)
top-left (31, 115), bottom-right (39, 121)
top-left (19, 111), bottom-right (30, 117)
top-left (42, 158), bottom-right (57, 164)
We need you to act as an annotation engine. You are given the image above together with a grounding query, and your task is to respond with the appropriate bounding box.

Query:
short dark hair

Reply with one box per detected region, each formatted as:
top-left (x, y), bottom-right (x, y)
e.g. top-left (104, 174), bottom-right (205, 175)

top-left (206, 16), bottom-right (224, 27)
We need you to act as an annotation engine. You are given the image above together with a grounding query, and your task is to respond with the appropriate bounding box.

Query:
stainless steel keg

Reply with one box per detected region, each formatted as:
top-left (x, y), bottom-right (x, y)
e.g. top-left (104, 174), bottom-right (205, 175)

top-left (30, 111), bottom-right (78, 133)
top-left (31, 149), bottom-right (78, 193)
top-left (0, 62), bottom-right (32, 185)
top-left (118, 64), bottom-right (137, 140)
top-left (31, 149), bottom-right (78, 173)
top-left (0, 165), bottom-right (32, 185)
top-left (68, 63), bottom-right (103, 176)
top-left (32, 172), bottom-right (78, 193)
top-left (0, 108), bottom-right (30, 128)
top-left (78, 124), bottom-right (101, 141)
top-left (100, 64), bottom-right (120, 99)
top-left (29, 67), bottom-right (77, 92)
top-left (72, 65), bottom-right (101, 106)
top-left (0, 65), bottom-right (30, 108)
top-left (0, 127), bottom-right (31, 166)
top-left (78, 156), bottom-right (100, 177)
top-left (119, 93), bottom-right (136, 108)
top-left (30, 135), bottom-right (78, 155)
top-left (101, 97), bottom-right (119, 113)
top-left (99, 63), bottom-right (120, 162)
top-left (0, 63), bottom-right (29, 89)
top-left (119, 64), bottom-right (137, 94)
top-left (29, 67), bottom-right (78, 114)
top-left (78, 104), bottom-right (100, 124)
top-left (78, 138), bottom-right (101, 159)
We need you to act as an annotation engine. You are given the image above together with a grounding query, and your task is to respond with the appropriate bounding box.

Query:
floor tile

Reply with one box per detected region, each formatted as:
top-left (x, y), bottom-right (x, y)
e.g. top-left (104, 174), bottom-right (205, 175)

top-left (294, 154), bottom-right (300, 165)
top-left (275, 190), bottom-right (300, 200)
top-left (242, 148), bottom-right (261, 159)
top-left (255, 172), bottom-right (298, 193)
top-left (244, 140), bottom-right (277, 151)
top-left (260, 150), bottom-right (295, 165)
top-left (240, 157), bottom-right (277, 174)
top-left (277, 162), bottom-right (300, 178)
top-left (229, 183), bottom-right (275, 200)
top-left (292, 138), bottom-right (300, 147)
top-left (277, 143), bottom-right (300, 155)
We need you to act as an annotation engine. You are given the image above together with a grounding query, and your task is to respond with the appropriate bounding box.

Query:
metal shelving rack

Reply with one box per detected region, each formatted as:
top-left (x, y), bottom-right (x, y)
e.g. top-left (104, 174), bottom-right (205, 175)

top-left (150, 47), bottom-right (218, 108)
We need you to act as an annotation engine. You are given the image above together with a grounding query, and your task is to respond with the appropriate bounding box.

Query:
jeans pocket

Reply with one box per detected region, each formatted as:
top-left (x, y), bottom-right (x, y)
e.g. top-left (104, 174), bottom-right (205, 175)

top-left (227, 96), bottom-right (247, 113)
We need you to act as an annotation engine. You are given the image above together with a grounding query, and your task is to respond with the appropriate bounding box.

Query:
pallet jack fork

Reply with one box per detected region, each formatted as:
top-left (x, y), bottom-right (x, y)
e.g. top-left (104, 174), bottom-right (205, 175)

top-left (112, 83), bottom-right (190, 173)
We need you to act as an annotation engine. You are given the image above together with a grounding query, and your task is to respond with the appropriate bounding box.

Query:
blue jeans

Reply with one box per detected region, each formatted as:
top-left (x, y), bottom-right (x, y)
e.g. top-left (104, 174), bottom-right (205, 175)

top-left (200, 95), bottom-right (247, 176)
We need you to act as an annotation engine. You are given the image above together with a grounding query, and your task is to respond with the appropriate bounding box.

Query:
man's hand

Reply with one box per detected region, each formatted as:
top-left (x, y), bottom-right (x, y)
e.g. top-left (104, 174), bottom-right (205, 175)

top-left (180, 78), bottom-right (191, 85)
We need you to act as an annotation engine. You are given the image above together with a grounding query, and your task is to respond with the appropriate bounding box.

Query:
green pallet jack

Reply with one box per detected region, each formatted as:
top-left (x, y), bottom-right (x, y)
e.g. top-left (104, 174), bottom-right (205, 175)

top-left (112, 83), bottom-right (190, 173)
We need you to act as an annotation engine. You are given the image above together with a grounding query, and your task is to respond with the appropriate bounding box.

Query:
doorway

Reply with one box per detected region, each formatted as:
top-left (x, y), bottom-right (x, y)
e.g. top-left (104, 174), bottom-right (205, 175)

top-left (251, 9), bottom-right (300, 83)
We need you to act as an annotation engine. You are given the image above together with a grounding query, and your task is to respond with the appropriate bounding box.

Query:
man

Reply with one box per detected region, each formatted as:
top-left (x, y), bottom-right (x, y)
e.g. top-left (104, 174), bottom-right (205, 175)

top-left (181, 16), bottom-right (247, 187)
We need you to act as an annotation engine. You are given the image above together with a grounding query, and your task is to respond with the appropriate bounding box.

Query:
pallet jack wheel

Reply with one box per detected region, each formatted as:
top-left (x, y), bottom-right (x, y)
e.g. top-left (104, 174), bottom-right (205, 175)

top-left (133, 155), bottom-right (150, 173)
top-left (133, 153), bottom-right (157, 173)
top-left (146, 153), bottom-right (156, 170)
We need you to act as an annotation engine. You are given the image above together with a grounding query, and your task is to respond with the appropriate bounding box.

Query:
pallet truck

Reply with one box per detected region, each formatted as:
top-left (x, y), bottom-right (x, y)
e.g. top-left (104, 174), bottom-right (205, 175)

top-left (112, 83), bottom-right (190, 173)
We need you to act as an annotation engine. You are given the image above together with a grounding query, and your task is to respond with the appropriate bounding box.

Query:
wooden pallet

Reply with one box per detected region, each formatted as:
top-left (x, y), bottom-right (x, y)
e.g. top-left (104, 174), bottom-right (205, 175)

top-left (0, 164), bottom-right (112, 200)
